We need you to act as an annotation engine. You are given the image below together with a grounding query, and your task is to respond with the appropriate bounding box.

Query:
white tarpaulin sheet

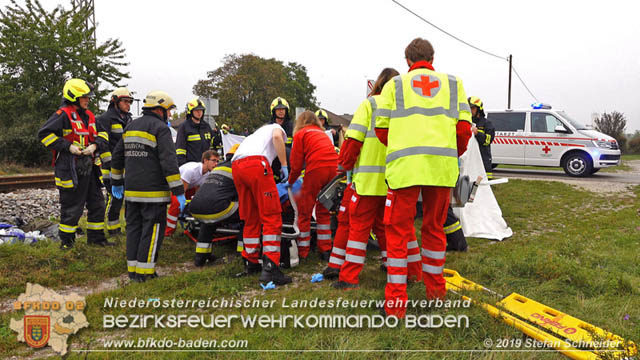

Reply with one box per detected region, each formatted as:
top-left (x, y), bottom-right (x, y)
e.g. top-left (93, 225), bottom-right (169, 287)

top-left (455, 137), bottom-right (513, 241)
top-left (221, 132), bottom-right (245, 154)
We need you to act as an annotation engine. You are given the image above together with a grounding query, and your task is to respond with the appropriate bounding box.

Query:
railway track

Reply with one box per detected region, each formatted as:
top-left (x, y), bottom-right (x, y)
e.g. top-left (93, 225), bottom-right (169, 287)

top-left (0, 173), bottom-right (55, 192)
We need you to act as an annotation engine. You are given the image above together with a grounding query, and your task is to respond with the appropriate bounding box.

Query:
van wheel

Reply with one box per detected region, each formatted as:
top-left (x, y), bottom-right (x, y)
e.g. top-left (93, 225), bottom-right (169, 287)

top-left (491, 163), bottom-right (498, 169)
top-left (590, 168), bottom-right (600, 174)
top-left (563, 153), bottom-right (592, 177)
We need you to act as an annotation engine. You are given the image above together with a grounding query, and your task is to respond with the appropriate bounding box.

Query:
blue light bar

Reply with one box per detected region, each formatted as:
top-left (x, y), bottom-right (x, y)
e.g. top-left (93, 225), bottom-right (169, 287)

top-left (531, 102), bottom-right (552, 109)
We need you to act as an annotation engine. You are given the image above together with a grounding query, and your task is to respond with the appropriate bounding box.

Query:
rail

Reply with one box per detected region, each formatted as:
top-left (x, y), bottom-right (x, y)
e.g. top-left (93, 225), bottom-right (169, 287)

top-left (0, 173), bottom-right (55, 193)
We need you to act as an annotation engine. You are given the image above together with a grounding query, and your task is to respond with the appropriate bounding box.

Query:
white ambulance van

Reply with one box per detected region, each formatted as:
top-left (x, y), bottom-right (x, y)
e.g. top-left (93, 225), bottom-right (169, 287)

top-left (487, 104), bottom-right (620, 177)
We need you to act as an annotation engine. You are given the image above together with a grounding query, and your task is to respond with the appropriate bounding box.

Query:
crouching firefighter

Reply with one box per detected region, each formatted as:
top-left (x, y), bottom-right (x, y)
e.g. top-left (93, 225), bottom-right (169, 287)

top-left (111, 91), bottom-right (185, 282)
top-left (38, 78), bottom-right (112, 249)
top-left (189, 144), bottom-right (241, 267)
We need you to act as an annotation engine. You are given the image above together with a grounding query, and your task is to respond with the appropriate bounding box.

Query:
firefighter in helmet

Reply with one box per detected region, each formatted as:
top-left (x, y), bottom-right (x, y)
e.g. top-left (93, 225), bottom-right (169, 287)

top-left (468, 96), bottom-right (495, 179)
top-left (38, 79), bottom-right (112, 249)
top-left (96, 87), bottom-right (134, 236)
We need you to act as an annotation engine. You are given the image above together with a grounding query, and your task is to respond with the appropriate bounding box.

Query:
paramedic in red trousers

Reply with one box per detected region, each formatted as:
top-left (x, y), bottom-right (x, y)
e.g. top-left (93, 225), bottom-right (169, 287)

top-left (231, 123), bottom-right (292, 285)
top-left (321, 170), bottom-right (355, 279)
top-left (375, 38), bottom-right (472, 317)
top-left (38, 79), bottom-right (112, 249)
top-left (175, 97), bottom-right (215, 166)
top-left (165, 150), bottom-right (219, 235)
top-left (111, 91), bottom-right (185, 282)
top-left (287, 111), bottom-right (338, 261)
top-left (96, 87), bottom-right (134, 236)
top-left (331, 68), bottom-right (399, 289)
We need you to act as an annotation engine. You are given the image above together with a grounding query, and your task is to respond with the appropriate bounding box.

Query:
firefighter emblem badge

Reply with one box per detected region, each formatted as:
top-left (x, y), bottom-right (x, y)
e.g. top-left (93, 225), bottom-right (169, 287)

top-left (24, 315), bottom-right (50, 348)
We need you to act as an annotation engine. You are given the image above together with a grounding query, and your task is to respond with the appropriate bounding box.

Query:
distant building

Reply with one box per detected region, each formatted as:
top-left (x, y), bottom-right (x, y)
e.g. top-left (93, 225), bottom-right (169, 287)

top-left (323, 109), bottom-right (351, 128)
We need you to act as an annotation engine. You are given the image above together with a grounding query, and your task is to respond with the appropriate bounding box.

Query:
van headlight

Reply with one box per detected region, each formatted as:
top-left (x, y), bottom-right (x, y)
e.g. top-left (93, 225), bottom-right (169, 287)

top-left (592, 140), bottom-right (615, 149)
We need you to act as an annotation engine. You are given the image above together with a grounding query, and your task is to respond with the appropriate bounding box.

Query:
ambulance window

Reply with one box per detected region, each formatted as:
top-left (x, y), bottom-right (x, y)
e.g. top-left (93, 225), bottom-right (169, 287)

top-left (487, 112), bottom-right (525, 132)
top-left (531, 113), bottom-right (566, 133)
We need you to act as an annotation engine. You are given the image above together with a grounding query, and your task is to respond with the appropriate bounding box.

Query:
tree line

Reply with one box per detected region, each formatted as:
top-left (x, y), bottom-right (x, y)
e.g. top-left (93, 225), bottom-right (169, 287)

top-left (0, 0), bottom-right (319, 166)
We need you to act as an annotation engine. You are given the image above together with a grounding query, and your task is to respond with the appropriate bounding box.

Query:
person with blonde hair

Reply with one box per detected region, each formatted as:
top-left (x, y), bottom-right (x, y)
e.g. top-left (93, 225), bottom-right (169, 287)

top-left (288, 111), bottom-right (339, 260)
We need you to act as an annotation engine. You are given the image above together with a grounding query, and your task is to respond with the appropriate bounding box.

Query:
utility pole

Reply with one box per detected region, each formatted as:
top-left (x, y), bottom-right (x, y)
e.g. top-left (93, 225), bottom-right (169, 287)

top-left (71, 0), bottom-right (96, 46)
top-left (507, 54), bottom-right (512, 109)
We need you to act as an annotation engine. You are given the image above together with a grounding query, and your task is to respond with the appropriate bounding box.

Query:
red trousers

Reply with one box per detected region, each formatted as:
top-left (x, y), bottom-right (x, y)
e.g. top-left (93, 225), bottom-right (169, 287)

top-left (232, 156), bottom-right (282, 265)
top-left (384, 186), bottom-right (450, 318)
top-left (295, 166), bottom-right (336, 258)
top-left (327, 185), bottom-right (354, 269)
top-left (339, 192), bottom-right (387, 284)
top-left (165, 188), bottom-right (196, 236)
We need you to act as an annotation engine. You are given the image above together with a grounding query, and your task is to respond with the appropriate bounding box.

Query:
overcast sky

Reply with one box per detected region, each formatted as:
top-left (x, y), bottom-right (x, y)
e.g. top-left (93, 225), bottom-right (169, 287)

top-left (6, 0), bottom-right (640, 131)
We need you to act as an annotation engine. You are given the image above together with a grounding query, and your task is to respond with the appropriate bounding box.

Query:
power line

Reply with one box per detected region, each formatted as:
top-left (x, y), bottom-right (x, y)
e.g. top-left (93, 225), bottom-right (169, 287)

top-left (391, 0), bottom-right (507, 61)
top-left (512, 66), bottom-right (539, 102)
top-left (391, 0), bottom-right (540, 103)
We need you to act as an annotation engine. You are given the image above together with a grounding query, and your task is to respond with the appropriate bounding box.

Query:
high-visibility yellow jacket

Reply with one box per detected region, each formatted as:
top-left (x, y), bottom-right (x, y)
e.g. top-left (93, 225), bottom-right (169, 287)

top-left (345, 96), bottom-right (388, 196)
top-left (375, 69), bottom-right (471, 189)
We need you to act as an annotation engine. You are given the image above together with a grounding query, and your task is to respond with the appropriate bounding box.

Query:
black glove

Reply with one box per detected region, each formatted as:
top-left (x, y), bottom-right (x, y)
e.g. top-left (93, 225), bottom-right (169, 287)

top-left (76, 155), bottom-right (93, 177)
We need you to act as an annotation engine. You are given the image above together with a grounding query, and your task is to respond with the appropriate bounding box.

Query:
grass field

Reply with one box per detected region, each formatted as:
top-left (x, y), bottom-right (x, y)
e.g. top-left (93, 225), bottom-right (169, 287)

top-left (1, 179), bottom-right (639, 359)
top-left (0, 163), bottom-right (52, 176)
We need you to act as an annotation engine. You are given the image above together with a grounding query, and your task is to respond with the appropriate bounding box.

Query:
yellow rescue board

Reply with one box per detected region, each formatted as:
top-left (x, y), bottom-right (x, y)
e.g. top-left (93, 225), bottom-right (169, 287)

top-left (444, 269), bottom-right (637, 360)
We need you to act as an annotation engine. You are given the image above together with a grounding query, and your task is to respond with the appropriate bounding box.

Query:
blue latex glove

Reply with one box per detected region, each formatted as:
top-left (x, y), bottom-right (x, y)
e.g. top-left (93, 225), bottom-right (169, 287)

top-left (176, 194), bottom-right (186, 213)
top-left (311, 273), bottom-right (324, 283)
top-left (112, 185), bottom-right (124, 199)
top-left (280, 166), bottom-right (289, 183)
top-left (260, 281), bottom-right (276, 290)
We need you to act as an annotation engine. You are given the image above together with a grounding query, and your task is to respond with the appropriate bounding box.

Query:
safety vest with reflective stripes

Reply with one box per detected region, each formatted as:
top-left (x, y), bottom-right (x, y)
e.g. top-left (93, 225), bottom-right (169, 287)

top-left (59, 105), bottom-right (97, 147)
top-left (375, 70), bottom-right (471, 189)
top-left (345, 96), bottom-right (388, 196)
top-left (40, 106), bottom-right (97, 151)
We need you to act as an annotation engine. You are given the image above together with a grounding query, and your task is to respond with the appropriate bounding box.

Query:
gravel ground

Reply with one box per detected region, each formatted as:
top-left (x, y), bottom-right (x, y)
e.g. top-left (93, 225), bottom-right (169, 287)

top-left (0, 188), bottom-right (60, 225)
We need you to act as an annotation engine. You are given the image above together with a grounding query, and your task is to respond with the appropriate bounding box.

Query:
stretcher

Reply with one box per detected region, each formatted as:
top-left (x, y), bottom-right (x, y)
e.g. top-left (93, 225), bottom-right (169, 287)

top-left (444, 269), bottom-right (637, 360)
top-left (180, 186), bottom-right (302, 244)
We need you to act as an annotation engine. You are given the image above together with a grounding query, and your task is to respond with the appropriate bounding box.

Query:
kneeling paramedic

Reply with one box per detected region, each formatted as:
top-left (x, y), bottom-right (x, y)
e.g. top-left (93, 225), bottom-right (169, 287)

top-left (111, 91), bottom-right (185, 282)
top-left (288, 111), bottom-right (338, 260)
top-left (38, 78), bottom-right (112, 249)
top-left (232, 123), bottom-right (291, 285)
top-left (189, 144), bottom-right (241, 267)
top-left (375, 38), bottom-right (472, 317)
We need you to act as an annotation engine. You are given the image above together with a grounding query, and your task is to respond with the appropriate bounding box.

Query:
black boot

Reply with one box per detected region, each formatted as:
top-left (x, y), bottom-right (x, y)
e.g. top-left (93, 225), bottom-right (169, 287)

top-left (322, 266), bottom-right (340, 279)
top-left (194, 252), bottom-right (216, 267)
top-left (319, 251), bottom-right (331, 262)
top-left (235, 258), bottom-right (262, 277)
top-left (88, 238), bottom-right (116, 246)
top-left (332, 281), bottom-right (360, 290)
top-left (60, 238), bottom-right (75, 250)
top-left (59, 231), bottom-right (75, 250)
top-left (108, 229), bottom-right (122, 236)
top-left (88, 230), bottom-right (115, 246)
top-left (259, 255), bottom-right (292, 285)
